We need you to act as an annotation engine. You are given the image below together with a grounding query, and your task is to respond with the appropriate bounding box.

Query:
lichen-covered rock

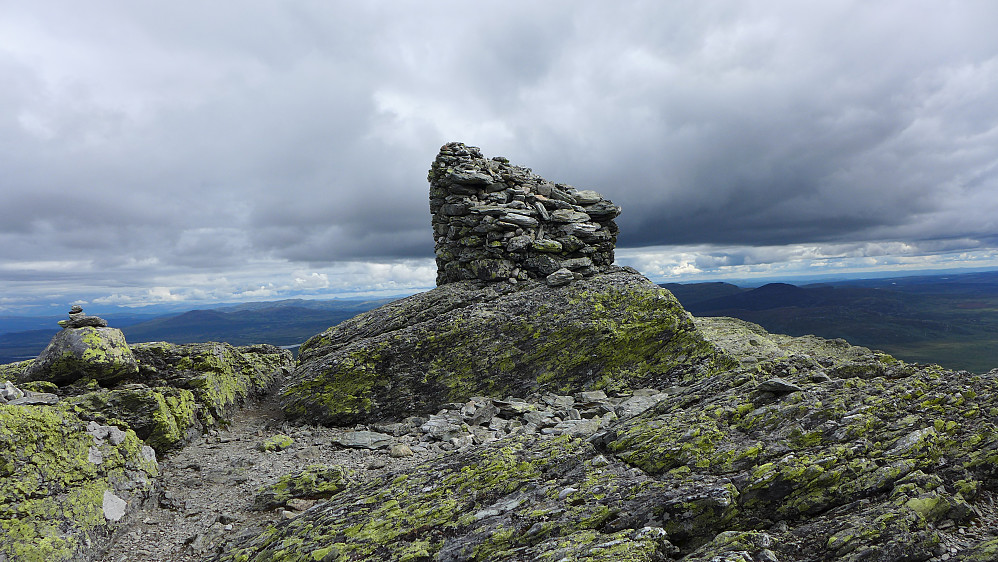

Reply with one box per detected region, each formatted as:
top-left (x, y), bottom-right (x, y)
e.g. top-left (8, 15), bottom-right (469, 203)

top-left (282, 269), bottom-right (735, 426)
top-left (48, 342), bottom-right (292, 454)
top-left (258, 434), bottom-right (294, 452)
top-left (0, 359), bottom-right (33, 382)
top-left (0, 404), bottom-right (158, 562)
top-left (223, 319), bottom-right (998, 562)
top-left (130, 341), bottom-right (292, 423)
top-left (218, 435), bottom-right (684, 562)
top-left (0, 338), bottom-right (293, 561)
top-left (65, 386), bottom-right (202, 454)
top-left (252, 464), bottom-right (351, 511)
top-left (23, 326), bottom-right (138, 385)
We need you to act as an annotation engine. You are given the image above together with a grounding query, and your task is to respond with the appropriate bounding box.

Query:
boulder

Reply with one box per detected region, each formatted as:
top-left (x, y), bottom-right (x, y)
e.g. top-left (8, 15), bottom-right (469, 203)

top-left (251, 464), bottom-right (351, 511)
top-left (62, 342), bottom-right (293, 454)
top-left (281, 269), bottom-right (735, 426)
top-left (130, 341), bottom-right (292, 422)
top-left (0, 338), bottom-right (292, 559)
top-left (66, 386), bottom-right (202, 454)
top-left (24, 326), bottom-right (138, 385)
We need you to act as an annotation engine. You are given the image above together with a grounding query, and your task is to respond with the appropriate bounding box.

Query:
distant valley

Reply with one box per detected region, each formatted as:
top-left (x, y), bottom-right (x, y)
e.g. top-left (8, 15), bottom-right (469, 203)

top-left (0, 298), bottom-right (391, 363)
top-left (663, 270), bottom-right (998, 373)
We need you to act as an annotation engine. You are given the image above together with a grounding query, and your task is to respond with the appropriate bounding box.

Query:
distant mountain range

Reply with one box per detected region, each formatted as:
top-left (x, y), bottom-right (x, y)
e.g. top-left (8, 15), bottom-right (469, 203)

top-left (662, 270), bottom-right (998, 372)
top-left (3, 273), bottom-right (996, 372)
top-left (0, 298), bottom-right (392, 363)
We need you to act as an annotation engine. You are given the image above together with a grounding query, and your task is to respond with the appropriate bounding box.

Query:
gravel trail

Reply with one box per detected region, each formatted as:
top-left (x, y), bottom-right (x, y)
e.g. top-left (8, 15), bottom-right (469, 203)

top-left (97, 392), bottom-right (434, 562)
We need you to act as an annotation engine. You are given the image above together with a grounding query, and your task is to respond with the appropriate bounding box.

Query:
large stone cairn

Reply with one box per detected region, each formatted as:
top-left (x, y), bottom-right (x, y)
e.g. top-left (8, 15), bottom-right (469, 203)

top-left (428, 142), bottom-right (621, 286)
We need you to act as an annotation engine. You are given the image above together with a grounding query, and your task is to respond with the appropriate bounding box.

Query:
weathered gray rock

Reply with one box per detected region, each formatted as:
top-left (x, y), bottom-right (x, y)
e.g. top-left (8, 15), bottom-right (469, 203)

top-left (550, 209), bottom-right (591, 223)
top-left (282, 270), bottom-right (733, 426)
top-left (24, 326), bottom-right (138, 385)
top-left (59, 315), bottom-right (108, 329)
top-left (102, 490), bottom-right (128, 522)
top-left (574, 189), bottom-right (604, 205)
top-left (251, 465), bottom-right (351, 511)
top-left (546, 267), bottom-right (575, 286)
top-left (8, 392), bottom-right (59, 405)
top-left (420, 411), bottom-right (466, 440)
top-left (61, 342), bottom-right (291, 454)
top-left (531, 238), bottom-right (563, 253)
top-left (0, 403), bottom-right (158, 561)
top-left (389, 443), bottom-right (414, 458)
top-left (615, 392), bottom-right (667, 418)
top-left (223, 321), bottom-right (998, 562)
top-left (497, 213), bottom-right (539, 229)
top-left (2, 381), bottom-right (23, 401)
top-left (56, 305), bottom-right (109, 329)
top-left (757, 376), bottom-right (805, 394)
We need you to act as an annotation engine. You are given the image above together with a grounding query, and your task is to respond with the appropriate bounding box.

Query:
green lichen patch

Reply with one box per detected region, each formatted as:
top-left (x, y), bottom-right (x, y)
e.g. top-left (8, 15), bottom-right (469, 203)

top-left (131, 341), bottom-right (292, 423)
top-left (597, 320), bottom-right (998, 560)
top-left (0, 404), bottom-right (157, 561)
top-left (253, 465), bottom-right (352, 511)
top-left (683, 530), bottom-right (776, 562)
top-left (258, 434), bottom-right (294, 452)
top-left (0, 359), bottom-right (33, 382)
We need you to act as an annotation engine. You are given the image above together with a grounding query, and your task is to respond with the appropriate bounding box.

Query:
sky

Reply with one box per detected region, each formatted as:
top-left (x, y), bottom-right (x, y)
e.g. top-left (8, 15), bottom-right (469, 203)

top-left (2, 1), bottom-right (998, 313)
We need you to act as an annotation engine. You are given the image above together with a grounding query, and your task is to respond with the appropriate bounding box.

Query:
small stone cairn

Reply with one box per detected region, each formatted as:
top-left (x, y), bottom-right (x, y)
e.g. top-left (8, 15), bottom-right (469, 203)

top-left (428, 142), bottom-right (621, 287)
top-left (58, 304), bottom-right (108, 329)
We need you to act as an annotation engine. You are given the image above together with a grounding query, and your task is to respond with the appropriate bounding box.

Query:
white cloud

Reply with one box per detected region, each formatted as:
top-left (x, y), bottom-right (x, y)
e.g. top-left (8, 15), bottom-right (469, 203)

top-left (618, 242), bottom-right (998, 284)
top-left (0, 1), bottom-right (997, 310)
top-left (293, 272), bottom-right (329, 290)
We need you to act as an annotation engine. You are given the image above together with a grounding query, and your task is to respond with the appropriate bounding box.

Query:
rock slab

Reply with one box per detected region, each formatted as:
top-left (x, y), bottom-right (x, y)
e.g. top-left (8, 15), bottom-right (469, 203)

top-left (281, 269), bottom-right (734, 426)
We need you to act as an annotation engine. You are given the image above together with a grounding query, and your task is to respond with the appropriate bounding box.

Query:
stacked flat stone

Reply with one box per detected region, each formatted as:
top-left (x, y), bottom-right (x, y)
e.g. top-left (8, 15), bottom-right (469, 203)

top-left (428, 142), bottom-right (621, 286)
top-left (58, 304), bottom-right (108, 328)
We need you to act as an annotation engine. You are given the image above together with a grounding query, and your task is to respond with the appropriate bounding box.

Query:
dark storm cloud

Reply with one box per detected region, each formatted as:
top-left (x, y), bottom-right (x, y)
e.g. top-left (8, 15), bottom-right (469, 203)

top-left (1, 0), bottom-right (997, 307)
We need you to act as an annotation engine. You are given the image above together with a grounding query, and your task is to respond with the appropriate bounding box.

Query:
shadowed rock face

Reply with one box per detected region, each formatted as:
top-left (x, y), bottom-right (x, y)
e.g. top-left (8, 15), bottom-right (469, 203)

top-left (429, 142), bottom-right (621, 286)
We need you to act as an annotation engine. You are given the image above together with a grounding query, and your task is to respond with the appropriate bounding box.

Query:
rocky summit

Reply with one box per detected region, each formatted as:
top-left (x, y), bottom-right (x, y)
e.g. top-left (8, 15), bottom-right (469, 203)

top-left (4, 145), bottom-right (998, 561)
top-left (280, 268), bottom-right (733, 427)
